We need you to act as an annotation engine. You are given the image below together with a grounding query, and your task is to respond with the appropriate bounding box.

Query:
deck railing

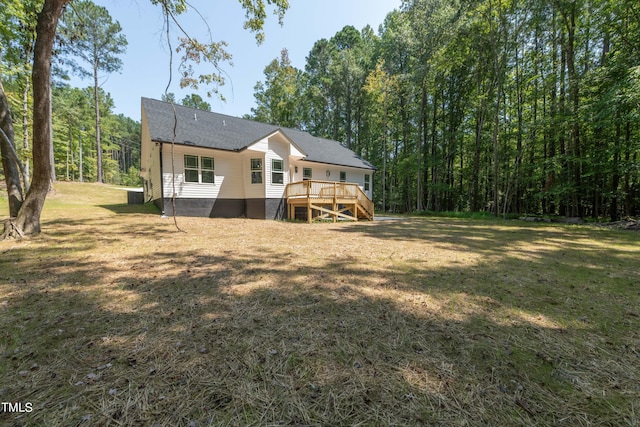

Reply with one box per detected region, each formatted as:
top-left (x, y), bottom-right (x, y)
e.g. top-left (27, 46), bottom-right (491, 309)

top-left (285, 180), bottom-right (374, 220)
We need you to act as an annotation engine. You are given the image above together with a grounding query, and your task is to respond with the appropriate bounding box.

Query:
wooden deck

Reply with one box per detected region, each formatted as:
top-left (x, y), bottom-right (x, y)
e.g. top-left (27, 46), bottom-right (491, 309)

top-left (285, 180), bottom-right (374, 223)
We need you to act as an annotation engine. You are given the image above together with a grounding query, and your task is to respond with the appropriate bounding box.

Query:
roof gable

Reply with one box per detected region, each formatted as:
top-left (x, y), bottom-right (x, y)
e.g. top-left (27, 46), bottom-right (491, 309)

top-left (142, 98), bottom-right (376, 170)
top-left (245, 129), bottom-right (307, 158)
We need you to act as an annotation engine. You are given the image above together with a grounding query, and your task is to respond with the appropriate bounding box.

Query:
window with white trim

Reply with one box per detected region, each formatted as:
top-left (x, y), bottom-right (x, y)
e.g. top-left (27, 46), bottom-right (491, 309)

top-left (272, 159), bottom-right (284, 184)
top-left (303, 167), bottom-right (312, 180)
top-left (184, 155), bottom-right (199, 183)
top-left (201, 156), bottom-right (215, 183)
top-left (339, 171), bottom-right (346, 182)
top-left (364, 174), bottom-right (370, 191)
top-left (184, 155), bottom-right (214, 184)
top-left (251, 158), bottom-right (263, 184)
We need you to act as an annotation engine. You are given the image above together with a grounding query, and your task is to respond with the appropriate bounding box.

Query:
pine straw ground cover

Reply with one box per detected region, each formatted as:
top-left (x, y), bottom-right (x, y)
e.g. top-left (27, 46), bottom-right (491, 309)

top-left (0, 182), bottom-right (639, 427)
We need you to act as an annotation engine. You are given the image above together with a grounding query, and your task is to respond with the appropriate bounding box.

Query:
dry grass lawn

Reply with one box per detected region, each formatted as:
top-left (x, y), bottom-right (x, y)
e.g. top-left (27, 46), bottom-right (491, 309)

top-left (1, 182), bottom-right (639, 426)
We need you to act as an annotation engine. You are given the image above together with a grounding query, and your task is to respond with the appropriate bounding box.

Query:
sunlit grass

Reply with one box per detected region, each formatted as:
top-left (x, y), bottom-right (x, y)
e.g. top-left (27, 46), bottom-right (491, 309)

top-left (1, 182), bottom-right (639, 426)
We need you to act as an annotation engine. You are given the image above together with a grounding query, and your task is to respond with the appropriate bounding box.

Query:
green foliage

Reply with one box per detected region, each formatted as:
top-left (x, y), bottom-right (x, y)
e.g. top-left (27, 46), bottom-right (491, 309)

top-left (56, 0), bottom-right (128, 183)
top-left (1, 0), bottom-right (290, 191)
top-left (58, 0), bottom-right (127, 78)
top-left (250, 48), bottom-right (305, 128)
top-left (161, 92), bottom-right (177, 103)
top-left (176, 37), bottom-right (231, 99)
top-left (51, 84), bottom-right (141, 185)
top-left (1, 0), bottom-right (291, 236)
top-left (181, 93), bottom-right (211, 111)
top-left (156, 0), bottom-right (289, 98)
top-left (247, 0), bottom-right (640, 220)
top-left (0, 0), bottom-right (42, 71)
top-left (237, 0), bottom-right (289, 45)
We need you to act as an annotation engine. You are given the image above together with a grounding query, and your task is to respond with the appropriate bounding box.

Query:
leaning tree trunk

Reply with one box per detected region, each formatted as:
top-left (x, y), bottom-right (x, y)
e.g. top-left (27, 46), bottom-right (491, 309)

top-left (0, 78), bottom-right (24, 218)
top-left (7, 0), bottom-right (70, 238)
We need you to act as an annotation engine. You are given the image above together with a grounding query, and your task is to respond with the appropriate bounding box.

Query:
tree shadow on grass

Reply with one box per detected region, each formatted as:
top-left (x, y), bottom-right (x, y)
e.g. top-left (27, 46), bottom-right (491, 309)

top-left (99, 203), bottom-right (161, 215)
top-left (0, 218), bottom-right (638, 426)
top-left (343, 216), bottom-right (638, 248)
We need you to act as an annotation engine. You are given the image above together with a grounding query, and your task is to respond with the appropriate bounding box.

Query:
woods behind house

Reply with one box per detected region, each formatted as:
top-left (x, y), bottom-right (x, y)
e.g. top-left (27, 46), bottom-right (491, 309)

top-left (2, 0), bottom-right (639, 220)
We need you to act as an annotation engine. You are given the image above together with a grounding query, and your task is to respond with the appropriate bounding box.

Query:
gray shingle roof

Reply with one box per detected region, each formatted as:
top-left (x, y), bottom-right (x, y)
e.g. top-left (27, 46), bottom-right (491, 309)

top-left (142, 97), bottom-right (376, 170)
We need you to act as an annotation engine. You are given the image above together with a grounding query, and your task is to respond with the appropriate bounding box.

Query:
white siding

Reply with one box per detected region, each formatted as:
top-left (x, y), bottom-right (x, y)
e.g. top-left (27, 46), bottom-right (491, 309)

top-left (146, 125), bottom-right (375, 202)
top-left (161, 145), bottom-right (244, 199)
top-left (140, 109), bottom-right (165, 203)
top-left (290, 161), bottom-right (374, 199)
top-left (142, 141), bottom-right (162, 202)
top-left (247, 137), bottom-right (269, 153)
top-left (290, 143), bottom-right (304, 158)
top-left (246, 134), bottom-right (292, 199)
top-left (243, 152), bottom-right (266, 199)
top-left (265, 136), bottom-right (290, 199)
top-left (151, 145), bottom-right (162, 201)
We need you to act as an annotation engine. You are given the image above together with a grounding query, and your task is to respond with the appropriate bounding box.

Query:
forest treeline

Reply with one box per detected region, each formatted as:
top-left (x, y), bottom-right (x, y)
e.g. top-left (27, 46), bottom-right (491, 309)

top-left (49, 85), bottom-right (141, 186)
top-left (1, 0), bottom-right (141, 188)
top-left (249, 0), bottom-right (640, 220)
top-left (3, 0), bottom-right (639, 221)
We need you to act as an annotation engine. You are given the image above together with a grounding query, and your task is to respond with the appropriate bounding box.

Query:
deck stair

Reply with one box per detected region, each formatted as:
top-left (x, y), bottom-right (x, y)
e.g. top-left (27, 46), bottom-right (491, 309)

top-left (285, 180), bottom-right (374, 223)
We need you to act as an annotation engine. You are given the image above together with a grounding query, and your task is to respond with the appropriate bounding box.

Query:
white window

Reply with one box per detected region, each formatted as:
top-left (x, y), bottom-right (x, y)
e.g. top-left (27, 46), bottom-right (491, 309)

top-left (184, 155), bottom-right (214, 184)
top-left (251, 158), bottom-right (263, 184)
top-left (339, 171), bottom-right (346, 182)
top-left (364, 174), bottom-right (370, 191)
top-left (303, 168), bottom-right (313, 180)
top-left (201, 157), bottom-right (215, 183)
top-left (272, 159), bottom-right (284, 184)
top-left (184, 155), bottom-right (199, 183)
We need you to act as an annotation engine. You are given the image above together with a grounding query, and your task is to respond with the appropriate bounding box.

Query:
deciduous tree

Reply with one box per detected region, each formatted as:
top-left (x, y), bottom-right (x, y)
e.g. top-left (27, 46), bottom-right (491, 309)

top-left (1, 0), bottom-right (290, 238)
top-left (250, 48), bottom-right (304, 128)
top-left (58, 0), bottom-right (127, 183)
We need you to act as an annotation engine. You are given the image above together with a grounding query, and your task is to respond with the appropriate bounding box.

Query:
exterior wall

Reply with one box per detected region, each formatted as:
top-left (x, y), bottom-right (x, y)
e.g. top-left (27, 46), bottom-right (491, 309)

top-left (266, 198), bottom-right (287, 220)
top-left (160, 198), bottom-right (287, 219)
top-left (141, 121), bottom-right (374, 219)
top-left (161, 145), bottom-right (244, 200)
top-left (265, 136), bottom-right (291, 199)
top-left (162, 198), bottom-right (245, 218)
top-left (242, 151), bottom-right (266, 200)
top-left (244, 133), bottom-right (293, 200)
top-left (156, 143), bottom-right (290, 219)
top-left (245, 199), bottom-right (265, 219)
top-left (245, 198), bottom-right (287, 220)
top-left (140, 108), bottom-right (162, 203)
top-left (290, 161), bottom-right (374, 199)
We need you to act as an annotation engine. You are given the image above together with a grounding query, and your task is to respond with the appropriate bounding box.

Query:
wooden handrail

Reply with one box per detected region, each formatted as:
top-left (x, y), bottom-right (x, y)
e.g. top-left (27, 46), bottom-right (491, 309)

top-left (286, 180), bottom-right (359, 199)
top-left (286, 179), bottom-right (374, 221)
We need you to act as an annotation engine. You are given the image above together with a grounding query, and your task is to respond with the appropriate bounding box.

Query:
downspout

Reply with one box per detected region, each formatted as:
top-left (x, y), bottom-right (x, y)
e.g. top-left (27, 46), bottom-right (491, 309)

top-left (158, 142), bottom-right (165, 216)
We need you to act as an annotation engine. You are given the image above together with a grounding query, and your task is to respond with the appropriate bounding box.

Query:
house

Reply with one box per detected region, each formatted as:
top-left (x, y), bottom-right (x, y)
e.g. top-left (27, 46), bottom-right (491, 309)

top-left (140, 97), bottom-right (376, 221)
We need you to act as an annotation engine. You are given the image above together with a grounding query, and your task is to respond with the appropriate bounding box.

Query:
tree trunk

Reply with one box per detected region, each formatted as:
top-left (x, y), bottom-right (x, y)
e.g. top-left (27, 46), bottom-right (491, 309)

top-left (492, 83), bottom-right (501, 217)
top-left (471, 104), bottom-right (485, 212)
top-left (22, 79), bottom-right (31, 190)
top-left (610, 109), bottom-right (622, 222)
top-left (416, 80), bottom-right (426, 211)
top-left (94, 65), bottom-right (103, 183)
top-left (382, 101), bottom-right (387, 212)
top-left (0, 78), bottom-right (24, 218)
top-left (9, 0), bottom-right (70, 237)
top-left (624, 121), bottom-right (631, 217)
top-left (67, 115), bottom-right (73, 180)
top-left (79, 129), bottom-right (84, 182)
top-left (49, 84), bottom-right (56, 182)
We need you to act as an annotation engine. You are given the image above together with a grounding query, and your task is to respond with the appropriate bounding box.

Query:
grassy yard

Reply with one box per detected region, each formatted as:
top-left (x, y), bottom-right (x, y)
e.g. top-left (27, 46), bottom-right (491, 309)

top-left (1, 182), bottom-right (639, 426)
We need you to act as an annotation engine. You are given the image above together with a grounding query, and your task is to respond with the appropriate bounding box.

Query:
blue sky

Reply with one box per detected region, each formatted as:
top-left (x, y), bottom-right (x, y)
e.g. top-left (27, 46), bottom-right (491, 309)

top-left (69, 0), bottom-right (401, 121)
